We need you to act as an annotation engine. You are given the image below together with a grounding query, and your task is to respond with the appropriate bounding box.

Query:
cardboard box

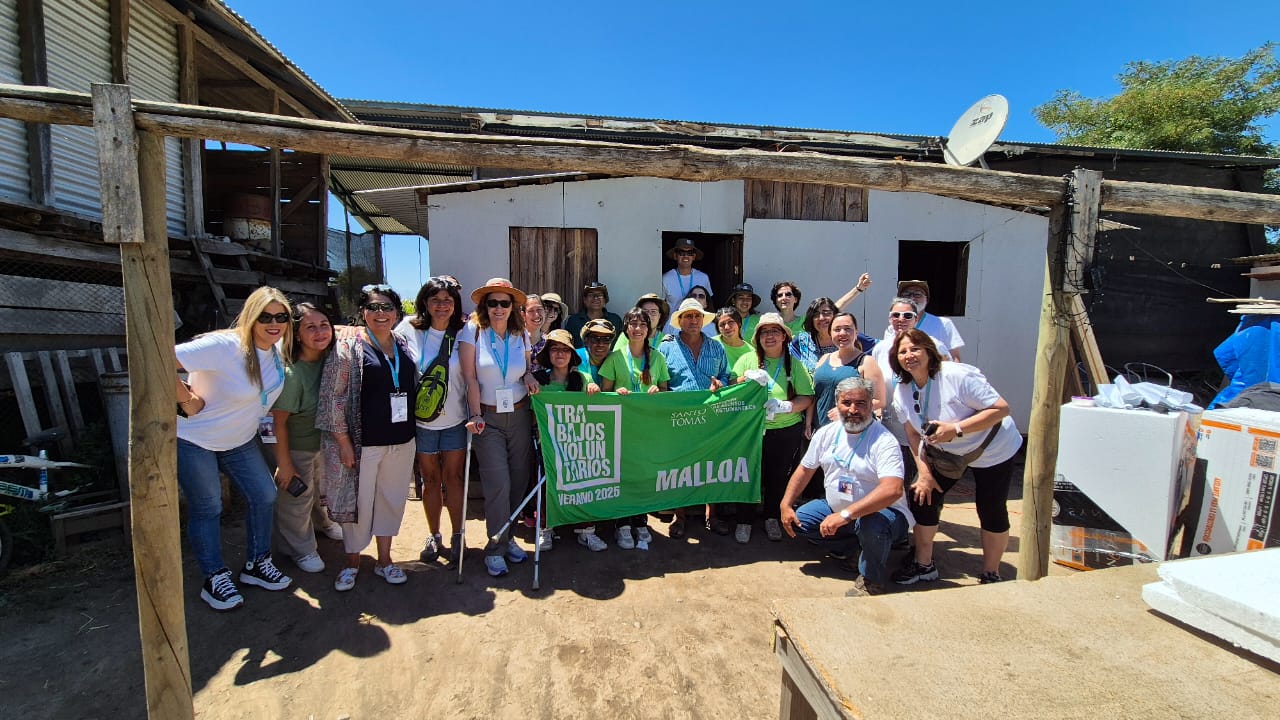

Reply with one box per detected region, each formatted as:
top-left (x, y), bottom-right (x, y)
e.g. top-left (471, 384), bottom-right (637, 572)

top-left (1051, 479), bottom-right (1154, 570)
top-left (1188, 409), bottom-right (1280, 556)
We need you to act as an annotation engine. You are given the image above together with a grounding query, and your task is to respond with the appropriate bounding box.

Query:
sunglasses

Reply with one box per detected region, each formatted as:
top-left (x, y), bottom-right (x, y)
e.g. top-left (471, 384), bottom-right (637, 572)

top-left (913, 389), bottom-right (921, 415)
top-left (257, 312), bottom-right (290, 324)
top-left (890, 311), bottom-right (918, 320)
top-left (775, 291), bottom-right (795, 299)
top-left (364, 302), bottom-right (397, 313)
top-left (545, 307), bottom-right (560, 314)
top-left (675, 250), bottom-right (696, 257)
top-left (584, 292), bottom-right (605, 300)
top-left (486, 299), bottom-right (513, 309)
top-left (691, 293), bottom-right (708, 299)
top-left (585, 335), bottom-right (613, 343)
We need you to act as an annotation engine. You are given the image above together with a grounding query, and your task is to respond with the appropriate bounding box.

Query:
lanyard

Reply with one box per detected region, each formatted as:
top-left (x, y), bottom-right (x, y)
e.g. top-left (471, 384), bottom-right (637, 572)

top-left (916, 377), bottom-right (933, 422)
top-left (487, 328), bottom-right (511, 384)
top-left (626, 350), bottom-right (643, 392)
top-left (260, 348), bottom-right (284, 411)
top-left (768, 357), bottom-right (786, 390)
top-left (677, 271), bottom-right (691, 299)
top-left (833, 428), bottom-right (871, 469)
top-left (365, 329), bottom-right (402, 392)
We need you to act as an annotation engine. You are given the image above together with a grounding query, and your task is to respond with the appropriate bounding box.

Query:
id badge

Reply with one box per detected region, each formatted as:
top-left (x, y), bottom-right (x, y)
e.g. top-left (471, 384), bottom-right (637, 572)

top-left (494, 386), bottom-right (515, 413)
top-left (837, 479), bottom-right (854, 497)
top-left (389, 392), bottom-right (409, 423)
top-left (258, 415), bottom-right (276, 444)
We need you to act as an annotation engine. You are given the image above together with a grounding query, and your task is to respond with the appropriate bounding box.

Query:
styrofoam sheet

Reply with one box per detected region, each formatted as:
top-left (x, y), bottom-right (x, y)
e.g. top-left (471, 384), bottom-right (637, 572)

top-left (1156, 549), bottom-right (1280, 643)
top-left (1143, 581), bottom-right (1280, 664)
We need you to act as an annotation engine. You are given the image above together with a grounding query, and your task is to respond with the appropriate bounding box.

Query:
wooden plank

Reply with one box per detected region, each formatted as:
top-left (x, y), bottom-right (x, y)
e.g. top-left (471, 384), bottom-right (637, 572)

top-left (36, 351), bottom-right (69, 439)
top-left (845, 188), bottom-right (867, 222)
top-left (1069, 294), bottom-right (1108, 393)
top-left (772, 626), bottom-right (845, 720)
top-left (92, 84), bottom-right (145, 244)
top-left (209, 266), bottom-right (262, 287)
top-left (107, 347), bottom-right (122, 371)
top-left (279, 175), bottom-right (320, 223)
top-left (5, 352), bottom-right (41, 438)
top-left (0, 275), bottom-right (125, 313)
top-left (109, 0), bottom-right (129, 84)
top-left (55, 350), bottom-right (85, 431)
top-left (195, 237), bottom-right (251, 256)
top-left (177, 22), bottom-right (204, 238)
top-left (269, 277), bottom-right (328, 296)
top-left (126, 128), bottom-right (194, 718)
top-left (800, 183), bottom-right (823, 221)
top-left (1064, 170), bottom-right (1102, 293)
top-left (17, 0), bottom-right (52, 205)
top-left (90, 349), bottom-right (106, 378)
top-left (0, 308), bottom-right (127, 336)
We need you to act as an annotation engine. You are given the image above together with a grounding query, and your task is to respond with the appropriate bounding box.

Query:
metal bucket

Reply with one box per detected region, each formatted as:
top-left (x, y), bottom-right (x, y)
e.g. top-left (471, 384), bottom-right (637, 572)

top-left (98, 371), bottom-right (130, 497)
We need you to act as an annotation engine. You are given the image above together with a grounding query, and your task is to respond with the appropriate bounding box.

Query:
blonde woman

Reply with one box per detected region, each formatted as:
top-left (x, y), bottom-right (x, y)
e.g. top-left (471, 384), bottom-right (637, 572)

top-left (175, 286), bottom-right (295, 612)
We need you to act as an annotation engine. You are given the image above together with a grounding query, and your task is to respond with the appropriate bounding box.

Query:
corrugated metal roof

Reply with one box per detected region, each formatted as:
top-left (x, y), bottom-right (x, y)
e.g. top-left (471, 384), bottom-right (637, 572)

top-left (330, 155), bottom-right (470, 176)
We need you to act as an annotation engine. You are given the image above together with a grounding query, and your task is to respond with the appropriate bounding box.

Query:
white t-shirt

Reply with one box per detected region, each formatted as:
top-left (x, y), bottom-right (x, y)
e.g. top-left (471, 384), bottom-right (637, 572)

top-left (891, 362), bottom-right (1021, 468)
top-left (883, 312), bottom-right (964, 354)
top-left (802, 420), bottom-right (913, 529)
top-left (872, 333), bottom-right (951, 446)
top-left (176, 332), bottom-right (285, 451)
top-left (395, 318), bottom-right (468, 430)
top-left (458, 319), bottom-right (529, 406)
top-left (662, 268), bottom-right (712, 308)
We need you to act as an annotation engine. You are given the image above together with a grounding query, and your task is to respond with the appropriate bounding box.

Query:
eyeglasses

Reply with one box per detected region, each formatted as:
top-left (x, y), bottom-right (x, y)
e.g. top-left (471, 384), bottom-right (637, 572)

top-left (545, 307), bottom-right (560, 315)
top-left (758, 327), bottom-right (785, 337)
top-left (364, 302), bottom-right (397, 313)
top-left (775, 291), bottom-right (795, 299)
top-left (584, 292), bottom-right (605, 300)
top-left (257, 312), bottom-right (290, 324)
top-left (905, 291), bottom-right (927, 300)
top-left (361, 284), bottom-right (393, 293)
top-left (675, 250), bottom-right (696, 257)
top-left (815, 309), bottom-right (835, 318)
top-left (691, 293), bottom-right (707, 299)
top-left (585, 335), bottom-right (613, 344)
top-left (890, 311), bottom-right (917, 320)
top-left (486, 299), bottom-right (513, 309)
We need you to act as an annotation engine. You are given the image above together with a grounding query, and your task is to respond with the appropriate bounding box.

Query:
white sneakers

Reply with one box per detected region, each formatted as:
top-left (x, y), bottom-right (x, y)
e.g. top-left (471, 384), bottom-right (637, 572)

top-left (293, 552), bottom-right (324, 573)
top-left (635, 527), bottom-right (652, 551)
top-left (334, 567), bottom-right (358, 591)
top-left (616, 525), bottom-right (636, 550)
top-left (374, 563), bottom-right (407, 585)
top-left (319, 523), bottom-right (344, 541)
top-left (577, 528), bottom-right (608, 552)
top-left (538, 528), bottom-right (554, 551)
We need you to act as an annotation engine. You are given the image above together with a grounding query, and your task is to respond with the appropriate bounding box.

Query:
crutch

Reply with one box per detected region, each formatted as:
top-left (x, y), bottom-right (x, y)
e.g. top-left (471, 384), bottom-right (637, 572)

top-left (489, 469), bottom-right (550, 590)
top-left (456, 433), bottom-right (473, 584)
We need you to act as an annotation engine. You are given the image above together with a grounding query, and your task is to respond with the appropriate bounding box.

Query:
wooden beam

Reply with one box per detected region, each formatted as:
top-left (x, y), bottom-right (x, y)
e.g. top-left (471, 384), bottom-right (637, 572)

top-left (16, 0), bottom-right (52, 205)
top-left (92, 84), bottom-right (145, 244)
top-left (126, 126), bottom-right (194, 719)
top-left (109, 0), bottom-right (130, 84)
top-left (176, 22), bottom-right (204, 237)
top-left (1064, 170), bottom-right (1102, 293)
top-left (55, 350), bottom-right (86, 432)
top-left (36, 351), bottom-right (70, 450)
top-left (5, 351), bottom-right (41, 438)
top-left (0, 307), bottom-right (127, 335)
top-left (1069, 294), bottom-right (1108, 393)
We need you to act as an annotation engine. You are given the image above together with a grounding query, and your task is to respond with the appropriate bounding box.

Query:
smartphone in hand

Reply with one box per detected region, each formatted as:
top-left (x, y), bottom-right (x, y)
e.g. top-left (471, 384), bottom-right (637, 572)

top-left (923, 421), bottom-right (939, 437)
top-left (286, 475), bottom-right (307, 497)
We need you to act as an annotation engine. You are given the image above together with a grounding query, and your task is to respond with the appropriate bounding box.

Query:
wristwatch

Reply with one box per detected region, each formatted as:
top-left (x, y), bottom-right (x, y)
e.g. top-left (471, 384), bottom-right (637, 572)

top-left (839, 509), bottom-right (852, 521)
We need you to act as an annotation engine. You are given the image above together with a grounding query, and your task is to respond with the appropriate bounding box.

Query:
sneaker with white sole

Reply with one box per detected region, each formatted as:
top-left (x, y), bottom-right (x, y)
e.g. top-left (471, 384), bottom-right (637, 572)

top-left (892, 560), bottom-right (939, 585)
top-left (293, 552), bottom-right (324, 573)
top-left (374, 563), bottom-right (408, 585)
top-left (577, 529), bottom-right (607, 552)
top-left (420, 533), bottom-right (442, 563)
top-left (734, 523), bottom-right (752, 544)
top-left (240, 556), bottom-right (292, 591)
top-left (636, 527), bottom-right (653, 545)
top-left (334, 567), bottom-right (358, 591)
top-left (765, 518), bottom-right (783, 542)
top-left (506, 539), bottom-right (528, 564)
top-left (200, 568), bottom-right (244, 611)
top-left (616, 525), bottom-right (636, 550)
top-left (485, 555), bottom-right (509, 577)
top-left (538, 528), bottom-right (554, 551)
top-left (319, 523), bottom-right (344, 541)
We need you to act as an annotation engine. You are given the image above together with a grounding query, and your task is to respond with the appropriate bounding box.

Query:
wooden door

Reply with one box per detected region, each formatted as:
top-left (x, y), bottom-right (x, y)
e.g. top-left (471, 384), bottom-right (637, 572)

top-left (509, 227), bottom-right (599, 309)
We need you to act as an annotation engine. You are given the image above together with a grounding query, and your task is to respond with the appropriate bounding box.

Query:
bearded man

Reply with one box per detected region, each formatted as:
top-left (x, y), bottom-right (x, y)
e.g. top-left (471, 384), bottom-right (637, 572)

top-left (779, 376), bottom-right (913, 596)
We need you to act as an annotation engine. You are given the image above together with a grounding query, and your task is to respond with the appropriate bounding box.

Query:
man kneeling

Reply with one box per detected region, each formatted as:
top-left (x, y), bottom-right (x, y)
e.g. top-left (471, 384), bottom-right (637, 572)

top-left (779, 376), bottom-right (912, 596)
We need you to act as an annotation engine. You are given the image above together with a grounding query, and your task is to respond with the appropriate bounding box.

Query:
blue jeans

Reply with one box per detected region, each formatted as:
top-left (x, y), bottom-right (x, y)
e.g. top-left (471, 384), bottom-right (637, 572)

top-left (177, 438), bottom-right (277, 576)
top-left (793, 499), bottom-right (908, 585)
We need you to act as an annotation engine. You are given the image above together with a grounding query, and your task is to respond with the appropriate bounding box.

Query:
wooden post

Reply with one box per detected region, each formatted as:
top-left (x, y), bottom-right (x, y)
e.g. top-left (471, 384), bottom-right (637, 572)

top-left (1019, 169), bottom-right (1102, 580)
top-left (92, 83), bottom-right (193, 719)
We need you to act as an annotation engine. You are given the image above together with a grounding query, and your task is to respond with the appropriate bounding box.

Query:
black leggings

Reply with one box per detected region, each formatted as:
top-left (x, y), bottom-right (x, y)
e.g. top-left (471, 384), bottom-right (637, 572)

top-left (741, 422), bottom-right (806, 522)
top-left (908, 455), bottom-right (1015, 533)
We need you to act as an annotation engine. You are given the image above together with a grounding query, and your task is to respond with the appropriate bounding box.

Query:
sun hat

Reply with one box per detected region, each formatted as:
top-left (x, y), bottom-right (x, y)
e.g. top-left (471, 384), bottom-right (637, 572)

top-left (728, 282), bottom-right (761, 310)
top-left (535, 329), bottom-right (580, 368)
top-left (540, 292), bottom-right (569, 317)
top-left (666, 237), bottom-right (704, 260)
top-left (754, 312), bottom-right (793, 340)
top-left (470, 278), bottom-right (527, 306)
top-left (581, 281), bottom-right (610, 304)
top-left (671, 298), bottom-right (715, 327)
top-left (635, 292), bottom-right (670, 321)
top-left (580, 318), bottom-right (616, 340)
top-left (896, 280), bottom-right (930, 298)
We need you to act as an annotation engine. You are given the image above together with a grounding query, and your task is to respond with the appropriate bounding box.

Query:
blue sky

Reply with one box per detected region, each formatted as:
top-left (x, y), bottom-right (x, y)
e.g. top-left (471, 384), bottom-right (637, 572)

top-left (232, 1), bottom-right (1279, 295)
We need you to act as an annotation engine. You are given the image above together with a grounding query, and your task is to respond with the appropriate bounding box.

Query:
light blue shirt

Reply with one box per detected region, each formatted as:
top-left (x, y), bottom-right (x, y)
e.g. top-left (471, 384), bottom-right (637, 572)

top-left (659, 333), bottom-right (729, 392)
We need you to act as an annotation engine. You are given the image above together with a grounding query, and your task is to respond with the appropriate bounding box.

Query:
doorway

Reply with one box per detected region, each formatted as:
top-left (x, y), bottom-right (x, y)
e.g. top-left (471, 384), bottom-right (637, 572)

top-left (660, 231), bottom-right (743, 310)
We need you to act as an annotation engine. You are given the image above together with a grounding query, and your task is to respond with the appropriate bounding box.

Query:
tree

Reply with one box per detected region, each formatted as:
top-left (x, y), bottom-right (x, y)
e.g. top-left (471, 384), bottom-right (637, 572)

top-left (1033, 43), bottom-right (1280, 155)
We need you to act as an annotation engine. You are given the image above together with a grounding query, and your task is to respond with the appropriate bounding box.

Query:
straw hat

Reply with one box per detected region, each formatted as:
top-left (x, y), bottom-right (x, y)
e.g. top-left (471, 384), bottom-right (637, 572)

top-left (754, 312), bottom-right (794, 340)
top-left (540, 292), bottom-right (569, 318)
top-left (470, 278), bottom-right (527, 306)
top-left (896, 280), bottom-right (930, 298)
top-left (535, 329), bottom-right (580, 368)
top-left (671, 298), bottom-right (714, 327)
top-left (579, 318), bottom-right (616, 340)
top-left (635, 292), bottom-right (670, 321)
top-left (666, 237), bottom-right (704, 260)
top-left (728, 282), bottom-right (761, 310)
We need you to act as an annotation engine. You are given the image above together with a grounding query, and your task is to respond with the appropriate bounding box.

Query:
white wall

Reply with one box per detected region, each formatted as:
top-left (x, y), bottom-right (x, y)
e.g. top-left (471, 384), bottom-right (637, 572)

top-left (429, 180), bottom-right (1047, 427)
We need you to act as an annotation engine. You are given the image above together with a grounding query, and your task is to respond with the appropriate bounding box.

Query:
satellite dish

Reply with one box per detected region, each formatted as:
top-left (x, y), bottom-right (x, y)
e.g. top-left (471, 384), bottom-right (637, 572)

top-left (941, 94), bottom-right (1008, 169)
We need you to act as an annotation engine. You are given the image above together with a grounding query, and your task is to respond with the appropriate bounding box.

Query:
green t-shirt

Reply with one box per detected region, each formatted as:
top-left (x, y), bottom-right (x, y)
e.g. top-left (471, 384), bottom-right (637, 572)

top-left (732, 353), bottom-right (813, 430)
top-left (272, 359), bottom-right (323, 452)
top-left (600, 347), bottom-right (670, 393)
top-left (741, 313), bottom-right (760, 343)
top-left (714, 336), bottom-right (756, 374)
top-left (541, 369), bottom-right (591, 391)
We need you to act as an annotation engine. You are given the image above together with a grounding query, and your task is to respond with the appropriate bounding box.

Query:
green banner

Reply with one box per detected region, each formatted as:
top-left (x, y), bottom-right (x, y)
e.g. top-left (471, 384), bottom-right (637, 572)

top-left (532, 382), bottom-right (767, 526)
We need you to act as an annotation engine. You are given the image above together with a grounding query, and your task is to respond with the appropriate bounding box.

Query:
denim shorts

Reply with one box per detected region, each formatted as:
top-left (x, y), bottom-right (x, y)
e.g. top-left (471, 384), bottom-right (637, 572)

top-left (415, 421), bottom-right (468, 454)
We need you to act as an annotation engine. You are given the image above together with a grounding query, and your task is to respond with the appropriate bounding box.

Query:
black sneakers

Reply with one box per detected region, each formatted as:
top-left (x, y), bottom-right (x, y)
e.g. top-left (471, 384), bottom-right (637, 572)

top-left (201, 569), bottom-right (244, 611)
top-left (240, 556), bottom-right (293, 591)
top-left (892, 560), bottom-right (939, 585)
top-left (978, 570), bottom-right (1006, 584)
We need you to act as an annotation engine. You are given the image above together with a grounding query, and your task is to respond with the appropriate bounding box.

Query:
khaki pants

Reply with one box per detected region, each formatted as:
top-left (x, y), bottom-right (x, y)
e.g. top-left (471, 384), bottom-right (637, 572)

top-left (341, 440), bottom-right (415, 554)
top-left (273, 448), bottom-right (329, 558)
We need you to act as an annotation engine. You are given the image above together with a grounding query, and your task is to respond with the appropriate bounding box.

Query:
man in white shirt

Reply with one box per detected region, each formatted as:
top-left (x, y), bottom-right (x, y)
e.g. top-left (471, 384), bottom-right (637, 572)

top-left (779, 376), bottom-right (912, 596)
top-left (661, 237), bottom-right (712, 308)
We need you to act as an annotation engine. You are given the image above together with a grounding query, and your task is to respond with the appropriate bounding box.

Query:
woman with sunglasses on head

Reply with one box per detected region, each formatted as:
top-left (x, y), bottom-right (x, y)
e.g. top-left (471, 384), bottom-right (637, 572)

top-left (888, 329), bottom-right (1021, 586)
top-left (397, 277), bottom-right (469, 566)
top-left (318, 286), bottom-right (417, 591)
top-left (600, 307), bottom-right (671, 549)
top-left (174, 286), bottom-right (295, 611)
top-left (460, 278), bottom-right (542, 577)
top-left (270, 302), bottom-right (342, 577)
top-left (732, 313), bottom-right (815, 543)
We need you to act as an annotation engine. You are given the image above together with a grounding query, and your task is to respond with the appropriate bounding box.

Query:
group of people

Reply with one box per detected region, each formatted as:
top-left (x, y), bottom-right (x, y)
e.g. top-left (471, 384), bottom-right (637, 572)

top-left (171, 238), bottom-right (1021, 610)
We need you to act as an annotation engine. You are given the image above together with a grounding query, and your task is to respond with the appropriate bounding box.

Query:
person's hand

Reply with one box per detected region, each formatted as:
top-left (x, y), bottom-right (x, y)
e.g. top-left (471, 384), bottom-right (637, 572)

top-left (647, 385), bottom-right (659, 395)
top-left (524, 373), bottom-right (540, 394)
top-left (586, 383), bottom-right (601, 395)
top-left (912, 471), bottom-right (941, 505)
top-left (743, 368), bottom-right (770, 387)
top-left (780, 506), bottom-right (801, 538)
top-left (466, 415), bottom-right (486, 435)
top-left (819, 512), bottom-right (847, 538)
top-left (804, 422), bottom-right (814, 440)
top-left (337, 436), bottom-right (356, 469)
top-left (335, 325), bottom-right (360, 341)
top-left (709, 377), bottom-right (724, 392)
top-left (857, 272), bottom-right (872, 292)
top-left (274, 462), bottom-right (297, 489)
top-left (616, 387), bottom-right (631, 395)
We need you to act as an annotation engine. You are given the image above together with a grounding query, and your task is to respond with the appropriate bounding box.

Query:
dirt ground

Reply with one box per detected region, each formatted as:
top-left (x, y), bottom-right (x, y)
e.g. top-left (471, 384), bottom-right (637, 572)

top-left (0, 469), bottom-right (1073, 720)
